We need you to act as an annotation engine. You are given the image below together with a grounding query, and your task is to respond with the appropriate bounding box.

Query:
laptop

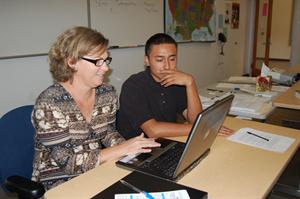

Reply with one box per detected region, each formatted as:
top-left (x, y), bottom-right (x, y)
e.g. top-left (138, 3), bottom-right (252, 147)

top-left (116, 94), bottom-right (234, 181)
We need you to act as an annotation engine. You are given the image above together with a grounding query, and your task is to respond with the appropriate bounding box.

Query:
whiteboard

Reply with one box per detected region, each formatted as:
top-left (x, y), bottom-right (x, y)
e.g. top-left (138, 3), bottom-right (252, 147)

top-left (0, 0), bottom-right (88, 58)
top-left (90, 0), bottom-right (164, 47)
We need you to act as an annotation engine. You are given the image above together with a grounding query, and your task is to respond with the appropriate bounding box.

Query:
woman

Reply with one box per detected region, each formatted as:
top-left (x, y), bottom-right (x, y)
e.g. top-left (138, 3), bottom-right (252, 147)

top-left (31, 26), bottom-right (160, 190)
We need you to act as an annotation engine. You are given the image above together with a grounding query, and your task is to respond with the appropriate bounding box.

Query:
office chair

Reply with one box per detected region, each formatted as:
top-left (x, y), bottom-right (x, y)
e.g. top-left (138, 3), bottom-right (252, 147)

top-left (0, 105), bottom-right (45, 199)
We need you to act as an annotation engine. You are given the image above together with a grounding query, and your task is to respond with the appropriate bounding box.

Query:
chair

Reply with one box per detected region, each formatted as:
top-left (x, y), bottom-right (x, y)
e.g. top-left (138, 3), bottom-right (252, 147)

top-left (0, 105), bottom-right (45, 199)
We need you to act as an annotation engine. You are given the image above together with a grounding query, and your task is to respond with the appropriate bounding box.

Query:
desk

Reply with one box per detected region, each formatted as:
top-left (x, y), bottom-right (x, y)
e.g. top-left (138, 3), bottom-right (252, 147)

top-left (45, 117), bottom-right (300, 199)
top-left (268, 81), bottom-right (300, 197)
top-left (272, 81), bottom-right (300, 110)
top-left (201, 83), bottom-right (275, 120)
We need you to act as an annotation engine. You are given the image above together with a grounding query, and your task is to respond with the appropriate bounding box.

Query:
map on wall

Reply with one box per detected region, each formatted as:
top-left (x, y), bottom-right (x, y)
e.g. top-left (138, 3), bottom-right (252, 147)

top-left (165, 0), bottom-right (216, 42)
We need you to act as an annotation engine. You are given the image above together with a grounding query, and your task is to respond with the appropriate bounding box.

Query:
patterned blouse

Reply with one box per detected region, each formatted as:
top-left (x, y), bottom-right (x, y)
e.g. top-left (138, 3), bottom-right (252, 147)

top-left (31, 83), bottom-right (125, 190)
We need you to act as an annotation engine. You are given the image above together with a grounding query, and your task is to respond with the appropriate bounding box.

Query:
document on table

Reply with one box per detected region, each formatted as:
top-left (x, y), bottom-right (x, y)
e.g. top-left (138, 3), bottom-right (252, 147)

top-left (115, 190), bottom-right (190, 199)
top-left (227, 76), bottom-right (256, 84)
top-left (228, 128), bottom-right (295, 153)
top-left (230, 93), bottom-right (270, 113)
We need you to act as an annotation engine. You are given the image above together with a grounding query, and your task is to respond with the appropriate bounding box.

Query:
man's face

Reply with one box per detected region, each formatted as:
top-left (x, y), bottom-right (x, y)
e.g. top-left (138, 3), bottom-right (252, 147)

top-left (145, 43), bottom-right (177, 82)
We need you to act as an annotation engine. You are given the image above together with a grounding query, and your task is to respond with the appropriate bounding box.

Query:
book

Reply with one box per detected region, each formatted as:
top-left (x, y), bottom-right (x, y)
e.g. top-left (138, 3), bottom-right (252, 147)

top-left (91, 171), bottom-right (208, 199)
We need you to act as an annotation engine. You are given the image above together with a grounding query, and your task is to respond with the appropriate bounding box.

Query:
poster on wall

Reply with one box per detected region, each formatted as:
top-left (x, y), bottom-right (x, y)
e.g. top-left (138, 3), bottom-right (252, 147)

top-left (165, 0), bottom-right (216, 42)
top-left (225, 3), bottom-right (231, 25)
top-left (231, 3), bottom-right (240, 29)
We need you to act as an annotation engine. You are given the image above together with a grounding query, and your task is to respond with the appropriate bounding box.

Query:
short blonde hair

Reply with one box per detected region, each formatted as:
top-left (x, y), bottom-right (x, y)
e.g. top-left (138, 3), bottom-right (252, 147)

top-left (48, 26), bottom-right (109, 82)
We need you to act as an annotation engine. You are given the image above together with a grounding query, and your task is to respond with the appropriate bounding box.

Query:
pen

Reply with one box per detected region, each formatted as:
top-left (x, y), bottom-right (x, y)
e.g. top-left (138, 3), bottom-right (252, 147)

top-left (247, 131), bottom-right (269, 141)
top-left (120, 179), bottom-right (155, 199)
top-left (207, 88), bottom-right (224, 92)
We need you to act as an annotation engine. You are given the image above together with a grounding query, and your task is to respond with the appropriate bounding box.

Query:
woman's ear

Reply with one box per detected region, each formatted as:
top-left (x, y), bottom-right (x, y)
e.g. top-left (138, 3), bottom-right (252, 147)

top-left (66, 58), bottom-right (77, 70)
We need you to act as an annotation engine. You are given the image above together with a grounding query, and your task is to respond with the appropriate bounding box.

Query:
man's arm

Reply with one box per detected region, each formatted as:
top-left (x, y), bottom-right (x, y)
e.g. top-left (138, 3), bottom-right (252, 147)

top-left (159, 70), bottom-right (202, 123)
top-left (141, 119), bottom-right (192, 138)
top-left (182, 78), bottom-right (202, 123)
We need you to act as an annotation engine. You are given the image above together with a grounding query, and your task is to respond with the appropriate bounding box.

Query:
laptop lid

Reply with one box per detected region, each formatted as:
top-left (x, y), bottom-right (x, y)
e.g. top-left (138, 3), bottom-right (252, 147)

top-left (173, 94), bottom-right (234, 178)
top-left (117, 94), bottom-right (234, 180)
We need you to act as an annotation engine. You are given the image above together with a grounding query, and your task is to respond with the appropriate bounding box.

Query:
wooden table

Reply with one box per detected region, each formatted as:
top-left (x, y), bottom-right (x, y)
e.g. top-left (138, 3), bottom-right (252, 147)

top-left (273, 81), bottom-right (300, 110)
top-left (45, 117), bottom-right (300, 199)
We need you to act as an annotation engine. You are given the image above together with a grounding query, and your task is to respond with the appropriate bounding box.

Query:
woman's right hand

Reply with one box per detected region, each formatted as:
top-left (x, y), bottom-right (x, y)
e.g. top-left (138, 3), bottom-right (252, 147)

top-left (100, 133), bottom-right (160, 163)
top-left (118, 133), bottom-right (161, 156)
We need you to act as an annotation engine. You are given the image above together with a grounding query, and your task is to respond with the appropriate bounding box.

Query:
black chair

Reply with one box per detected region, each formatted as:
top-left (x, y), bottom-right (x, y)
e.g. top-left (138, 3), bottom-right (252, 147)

top-left (0, 105), bottom-right (45, 199)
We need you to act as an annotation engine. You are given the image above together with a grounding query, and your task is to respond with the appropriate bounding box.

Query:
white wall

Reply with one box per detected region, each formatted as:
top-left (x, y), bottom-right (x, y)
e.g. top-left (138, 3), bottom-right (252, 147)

top-left (290, 0), bottom-right (300, 66)
top-left (0, 0), bottom-right (252, 117)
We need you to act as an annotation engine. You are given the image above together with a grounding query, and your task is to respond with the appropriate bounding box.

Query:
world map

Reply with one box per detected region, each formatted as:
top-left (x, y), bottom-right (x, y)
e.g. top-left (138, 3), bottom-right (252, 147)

top-left (165, 0), bottom-right (216, 42)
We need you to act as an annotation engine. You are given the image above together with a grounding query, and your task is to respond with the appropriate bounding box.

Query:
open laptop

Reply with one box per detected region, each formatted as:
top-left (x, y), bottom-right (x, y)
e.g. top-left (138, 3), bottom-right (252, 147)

top-left (116, 94), bottom-right (234, 181)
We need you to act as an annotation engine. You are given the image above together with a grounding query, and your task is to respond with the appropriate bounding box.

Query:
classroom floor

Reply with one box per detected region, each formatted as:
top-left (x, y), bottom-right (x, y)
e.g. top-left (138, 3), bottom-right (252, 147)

top-left (0, 188), bottom-right (16, 199)
top-left (268, 191), bottom-right (300, 199)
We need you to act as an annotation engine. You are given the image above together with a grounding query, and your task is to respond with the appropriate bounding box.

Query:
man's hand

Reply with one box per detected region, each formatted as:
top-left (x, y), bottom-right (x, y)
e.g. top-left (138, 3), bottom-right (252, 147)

top-left (218, 126), bottom-right (235, 137)
top-left (158, 69), bottom-right (193, 87)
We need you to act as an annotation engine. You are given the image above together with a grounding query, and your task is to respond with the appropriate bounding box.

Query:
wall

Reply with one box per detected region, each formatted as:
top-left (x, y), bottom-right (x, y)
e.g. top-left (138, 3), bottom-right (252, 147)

top-left (0, 0), bottom-right (252, 117)
top-left (290, 0), bottom-right (300, 66)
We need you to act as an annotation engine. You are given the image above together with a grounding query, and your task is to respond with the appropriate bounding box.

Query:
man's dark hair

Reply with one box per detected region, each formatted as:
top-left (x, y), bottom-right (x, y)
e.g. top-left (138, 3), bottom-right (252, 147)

top-left (145, 33), bottom-right (177, 57)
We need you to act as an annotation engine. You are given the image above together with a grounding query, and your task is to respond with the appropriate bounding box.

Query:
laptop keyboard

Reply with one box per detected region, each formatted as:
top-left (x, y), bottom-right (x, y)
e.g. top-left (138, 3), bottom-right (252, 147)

top-left (140, 144), bottom-right (185, 177)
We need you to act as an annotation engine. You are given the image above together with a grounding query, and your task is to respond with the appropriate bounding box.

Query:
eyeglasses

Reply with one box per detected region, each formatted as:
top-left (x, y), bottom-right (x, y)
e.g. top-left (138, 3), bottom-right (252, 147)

top-left (81, 56), bottom-right (112, 67)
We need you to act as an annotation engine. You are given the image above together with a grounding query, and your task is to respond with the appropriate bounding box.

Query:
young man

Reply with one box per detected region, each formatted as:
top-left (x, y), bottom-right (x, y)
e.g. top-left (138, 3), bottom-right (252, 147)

top-left (117, 33), bottom-right (202, 139)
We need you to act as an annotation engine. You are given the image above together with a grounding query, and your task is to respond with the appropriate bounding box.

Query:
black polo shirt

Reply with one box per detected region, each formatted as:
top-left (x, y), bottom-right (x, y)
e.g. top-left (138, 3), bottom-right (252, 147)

top-left (117, 68), bottom-right (187, 139)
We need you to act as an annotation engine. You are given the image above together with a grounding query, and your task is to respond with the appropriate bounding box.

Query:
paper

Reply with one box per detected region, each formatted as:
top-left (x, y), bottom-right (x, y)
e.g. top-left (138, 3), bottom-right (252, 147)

top-left (200, 92), bottom-right (232, 109)
top-left (228, 128), bottom-right (295, 153)
top-left (261, 63), bottom-right (281, 80)
top-left (261, 63), bottom-right (270, 77)
top-left (216, 82), bottom-right (279, 99)
top-left (295, 90), bottom-right (300, 99)
top-left (201, 92), bottom-right (270, 113)
top-left (271, 85), bottom-right (290, 92)
top-left (115, 190), bottom-right (190, 199)
top-left (227, 76), bottom-right (256, 84)
top-left (230, 93), bottom-right (270, 113)
top-left (216, 83), bottom-right (252, 90)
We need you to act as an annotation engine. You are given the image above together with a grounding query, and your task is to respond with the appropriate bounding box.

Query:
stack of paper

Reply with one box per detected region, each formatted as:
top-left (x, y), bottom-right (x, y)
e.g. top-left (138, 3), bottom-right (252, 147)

top-left (230, 93), bottom-right (270, 113)
top-left (227, 76), bottom-right (256, 84)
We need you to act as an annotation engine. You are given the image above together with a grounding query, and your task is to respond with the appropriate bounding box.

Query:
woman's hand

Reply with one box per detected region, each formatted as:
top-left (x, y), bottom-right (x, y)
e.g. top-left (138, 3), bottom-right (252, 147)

top-left (100, 133), bottom-right (160, 163)
top-left (118, 133), bottom-right (161, 155)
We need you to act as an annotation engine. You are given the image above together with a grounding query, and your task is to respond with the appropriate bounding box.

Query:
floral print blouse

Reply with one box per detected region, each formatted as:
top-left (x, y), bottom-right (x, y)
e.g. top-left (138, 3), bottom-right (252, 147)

top-left (31, 83), bottom-right (124, 190)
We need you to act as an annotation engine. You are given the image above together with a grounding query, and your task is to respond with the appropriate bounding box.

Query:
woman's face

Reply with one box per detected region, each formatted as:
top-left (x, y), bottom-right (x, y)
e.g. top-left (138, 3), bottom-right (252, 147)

top-left (74, 48), bottom-right (110, 88)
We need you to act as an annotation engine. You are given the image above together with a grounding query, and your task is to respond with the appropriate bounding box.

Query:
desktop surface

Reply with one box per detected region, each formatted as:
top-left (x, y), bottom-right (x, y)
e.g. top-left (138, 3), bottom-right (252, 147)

top-left (273, 81), bottom-right (300, 110)
top-left (45, 117), bottom-right (300, 199)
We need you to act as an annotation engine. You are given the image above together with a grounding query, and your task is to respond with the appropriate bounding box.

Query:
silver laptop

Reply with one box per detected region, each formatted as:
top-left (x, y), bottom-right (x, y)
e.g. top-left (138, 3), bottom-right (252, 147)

top-left (116, 94), bottom-right (234, 181)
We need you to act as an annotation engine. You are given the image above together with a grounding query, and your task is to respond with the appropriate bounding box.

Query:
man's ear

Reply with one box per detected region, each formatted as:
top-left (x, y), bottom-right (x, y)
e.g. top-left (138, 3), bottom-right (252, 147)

top-left (144, 55), bottom-right (149, 66)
